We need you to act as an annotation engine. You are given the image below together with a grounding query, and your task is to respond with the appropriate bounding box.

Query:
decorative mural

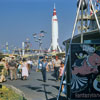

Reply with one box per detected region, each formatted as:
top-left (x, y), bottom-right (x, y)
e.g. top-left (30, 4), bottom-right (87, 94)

top-left (71, 44), bottom-right (100, 99)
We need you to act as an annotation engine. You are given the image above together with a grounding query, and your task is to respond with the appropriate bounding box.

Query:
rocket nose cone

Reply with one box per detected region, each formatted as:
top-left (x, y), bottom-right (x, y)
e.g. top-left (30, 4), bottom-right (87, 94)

top-left (53, 11), bottom-right (56, 16)
top-left (53, 4), bottom-right (56, 16)
top-left (53, 8), bottom-right (56, 16)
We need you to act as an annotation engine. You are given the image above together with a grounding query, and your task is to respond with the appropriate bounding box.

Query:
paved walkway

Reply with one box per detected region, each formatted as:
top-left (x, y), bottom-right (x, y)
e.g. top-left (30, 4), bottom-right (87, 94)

top-left (2, 67), bottom-right (66, 100)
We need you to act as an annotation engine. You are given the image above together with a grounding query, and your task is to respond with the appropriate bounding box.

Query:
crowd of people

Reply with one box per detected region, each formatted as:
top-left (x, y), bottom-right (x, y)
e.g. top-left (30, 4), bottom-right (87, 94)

top-left (0, 55), bottom-right (65, 84)
top-left (0, 56), bottom-right (33, 82)
top-left (37, 55), bottom-right (65, 82)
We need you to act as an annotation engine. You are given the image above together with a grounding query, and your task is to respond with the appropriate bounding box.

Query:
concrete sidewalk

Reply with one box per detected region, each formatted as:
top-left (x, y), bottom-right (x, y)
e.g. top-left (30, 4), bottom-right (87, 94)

top-left (2, 67), bottom-right (66, 100)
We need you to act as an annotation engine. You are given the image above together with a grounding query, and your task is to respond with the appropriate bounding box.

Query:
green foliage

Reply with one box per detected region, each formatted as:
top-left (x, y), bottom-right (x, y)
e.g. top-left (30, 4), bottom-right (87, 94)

top-left (0, 86), bottom-right (26, 100)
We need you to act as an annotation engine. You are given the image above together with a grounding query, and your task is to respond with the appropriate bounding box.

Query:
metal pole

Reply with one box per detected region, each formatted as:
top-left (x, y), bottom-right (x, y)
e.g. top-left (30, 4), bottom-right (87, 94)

top-left (22, 42), bottom-right (25, 56)
top-left (81, 0), bottom-right (83, 43)
top-left (57, 0), bottom-right (82, 100)
top-left (85, 8), bottom-right (88, 32)
top-left (39, 42), bottom-right (41, 54)
top-left (90, 0), bottom-right (100, 31)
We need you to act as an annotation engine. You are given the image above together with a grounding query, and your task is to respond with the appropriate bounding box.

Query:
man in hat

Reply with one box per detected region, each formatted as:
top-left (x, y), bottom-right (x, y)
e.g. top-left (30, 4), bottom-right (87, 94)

top-left (53, 56), bottom-right (61, 81)
top-left (8, 57), bottom-right (17, 80)
top-left (41, 58), bottom-right (48, 82)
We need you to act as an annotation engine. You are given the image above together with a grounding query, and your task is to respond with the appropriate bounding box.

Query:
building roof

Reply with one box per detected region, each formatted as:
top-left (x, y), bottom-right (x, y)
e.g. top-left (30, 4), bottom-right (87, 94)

top-left (63, 29), bottom-right (100, 45)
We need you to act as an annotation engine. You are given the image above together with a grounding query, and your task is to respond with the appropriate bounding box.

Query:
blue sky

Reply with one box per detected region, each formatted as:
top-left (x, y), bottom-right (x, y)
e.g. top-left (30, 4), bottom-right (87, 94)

top-left (0, 0), bottom-right (76, 50)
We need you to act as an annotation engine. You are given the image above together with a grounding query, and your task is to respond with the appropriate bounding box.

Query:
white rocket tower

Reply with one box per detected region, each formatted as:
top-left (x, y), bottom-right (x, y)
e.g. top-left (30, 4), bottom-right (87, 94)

top-left (49, 4), bottom-right (62, 52)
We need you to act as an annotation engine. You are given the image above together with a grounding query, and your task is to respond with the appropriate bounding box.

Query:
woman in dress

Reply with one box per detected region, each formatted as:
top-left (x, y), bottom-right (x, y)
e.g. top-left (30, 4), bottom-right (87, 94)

top-left (21, 58), bottom-right (28, 80)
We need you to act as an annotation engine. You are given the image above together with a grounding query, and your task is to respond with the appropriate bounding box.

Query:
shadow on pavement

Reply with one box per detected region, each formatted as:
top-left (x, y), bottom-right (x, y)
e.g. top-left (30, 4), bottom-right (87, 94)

top-left (37, 79), bottom-right (43, 82)
top-left (51, 85), bottom-right (59, 90)
top-left (48, 79), bottom-right (56, 82)
top-left (51, 73), bottom-right (56, 78)
top-left (37, 89), bottom-right (51, 94)
top-left (41, 84), bottom-right (49, 87)
top-left (43, 84), bottom-right (58, 100)
top-left (48, 96), bottom-right (66, 100)
top-left (44, 84), bottom-right (48, 100)
top-left (37, 84), bottom-right (56, 100)
top-left (22, 85), bottom-right (41, 90)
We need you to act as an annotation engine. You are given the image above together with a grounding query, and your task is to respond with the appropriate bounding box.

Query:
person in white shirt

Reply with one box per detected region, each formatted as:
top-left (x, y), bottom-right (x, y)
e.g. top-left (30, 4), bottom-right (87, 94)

top-left (53, 56), bottom-right (61, 81)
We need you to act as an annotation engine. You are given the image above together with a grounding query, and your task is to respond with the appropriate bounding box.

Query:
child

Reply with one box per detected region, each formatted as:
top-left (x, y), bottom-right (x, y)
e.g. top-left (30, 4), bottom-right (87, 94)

top-left (17, 62), bottom-right (22, 79)
top-left (59, 62), bottom-right (64, 80)
top-left (59, 61), bottom-right (64, 91)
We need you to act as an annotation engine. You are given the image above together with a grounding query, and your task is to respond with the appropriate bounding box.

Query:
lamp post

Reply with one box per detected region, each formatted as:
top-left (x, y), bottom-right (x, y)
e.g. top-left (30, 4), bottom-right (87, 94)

top-left (24, 38), bottom-right (30, 54)
top-left (33, 30), bottom-right (46, 54)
